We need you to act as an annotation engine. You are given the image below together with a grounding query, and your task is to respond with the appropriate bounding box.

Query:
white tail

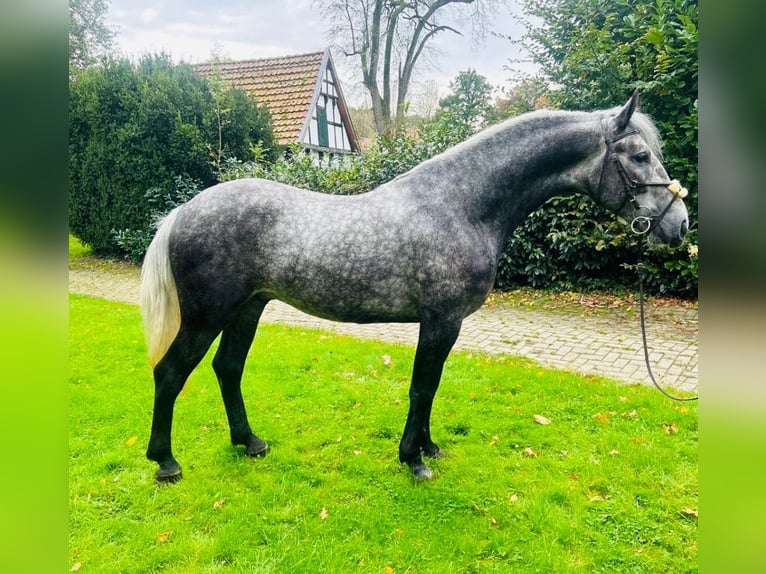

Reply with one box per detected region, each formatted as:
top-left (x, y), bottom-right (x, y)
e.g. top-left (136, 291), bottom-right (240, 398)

top-left (140, 209), bottom-right (181, 367)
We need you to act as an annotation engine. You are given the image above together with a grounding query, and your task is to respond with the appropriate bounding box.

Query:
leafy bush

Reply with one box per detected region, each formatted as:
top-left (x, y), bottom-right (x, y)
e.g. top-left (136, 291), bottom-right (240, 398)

top-left (111, 175), bottom-right (203, 261)
top-left (69, 53), bottom-right (276, 257)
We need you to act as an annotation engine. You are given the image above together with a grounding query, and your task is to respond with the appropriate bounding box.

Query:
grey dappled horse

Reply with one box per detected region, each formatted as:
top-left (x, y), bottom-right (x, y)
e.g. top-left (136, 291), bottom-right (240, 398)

top-left (140, 90), bottom-right (689, 482)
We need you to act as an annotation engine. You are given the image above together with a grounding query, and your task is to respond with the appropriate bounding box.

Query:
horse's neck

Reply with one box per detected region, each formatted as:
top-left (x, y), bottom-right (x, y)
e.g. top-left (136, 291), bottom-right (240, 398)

top-left (422, 113), bottom-right (602, 249)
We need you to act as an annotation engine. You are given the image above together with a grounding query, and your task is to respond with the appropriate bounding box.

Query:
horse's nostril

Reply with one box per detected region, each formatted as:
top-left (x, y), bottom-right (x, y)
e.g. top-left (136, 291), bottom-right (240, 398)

top-left (680, 219), bottom-right (688, 237)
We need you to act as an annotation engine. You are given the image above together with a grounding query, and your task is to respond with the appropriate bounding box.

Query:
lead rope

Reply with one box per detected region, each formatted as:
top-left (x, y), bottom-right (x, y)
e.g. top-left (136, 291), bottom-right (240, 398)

top-left (636, 252), bottom-right (698, 401)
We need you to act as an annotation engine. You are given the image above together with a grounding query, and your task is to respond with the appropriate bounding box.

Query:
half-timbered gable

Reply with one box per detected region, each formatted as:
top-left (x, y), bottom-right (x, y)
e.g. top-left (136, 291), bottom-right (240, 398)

top-left (195, 48), bottom-right (358, 161)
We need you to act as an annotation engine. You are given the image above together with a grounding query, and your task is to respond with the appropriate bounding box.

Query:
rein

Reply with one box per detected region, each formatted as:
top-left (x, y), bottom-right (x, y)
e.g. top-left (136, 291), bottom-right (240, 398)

top-left (600, 120), bottom-right (698, 402)
top-left (635, 253), bottom-right (698, 401)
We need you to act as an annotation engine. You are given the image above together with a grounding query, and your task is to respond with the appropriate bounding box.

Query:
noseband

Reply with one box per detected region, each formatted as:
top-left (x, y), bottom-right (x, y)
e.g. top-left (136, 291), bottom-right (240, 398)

top-left (598, 119), bottom-right (687, 235)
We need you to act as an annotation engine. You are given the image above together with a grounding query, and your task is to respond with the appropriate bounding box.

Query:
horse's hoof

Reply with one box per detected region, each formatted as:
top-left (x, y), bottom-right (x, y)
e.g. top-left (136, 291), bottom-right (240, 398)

top-left (245, 438), bottom-right (269, 458)
top-left (411, 462), bottom-right (434, 481)
top-left (154, 466), bottom-right (182, 484)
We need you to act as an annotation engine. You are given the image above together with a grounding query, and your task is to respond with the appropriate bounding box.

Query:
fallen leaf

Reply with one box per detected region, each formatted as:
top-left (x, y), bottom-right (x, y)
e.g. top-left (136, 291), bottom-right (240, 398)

top-left (630, 437), bottom-right (643, 445)
top-left (382, 355), bottom-right (391, 366)
top-left (353, 449), bottom-right (362, 456)
top-left (568, 473), bottom-right (579, 481)
top-left (608, 449), bottom-right (620, 456)
top-left (509, 494), bottom-right (519, 503)
top-left (125, 435), bottom-right (138, 447)
top-left (677, 406), bottom-right (690, 414)
top-left (157, 531), bottom-right (172, 543)
top-left (593, 412), bottom-right (609, 424)
top-left (533, 414), bottom-right (551, 425)
top-left (589, 495), bottom-right (604, 502)
top-left (488, 435), bottom-right (499, 447)
top-left (394, 528), bottom-right (404, 537)
top-left (490, 517), bottom-right (499, 526)
top-left (384, 567), bottom-right (394, 574)
top-left (624, 409), bottom-right (637, 419)
top-left (213, 498), bottom-right (226, 509)
top-left (71, 563), bottom-right (82, 572)
top-left (618, 396), bottom-right (628, 403)
top-left (353, 402), bottom-right (362, 409)
top-left (680, 507), bottom-right (698, 518)
top-left (523, 447), bottom-right (538, 458)
top-left (662, 423), bottom-right (679, 435)
top-left (320, 507), bottom-right (329, 521)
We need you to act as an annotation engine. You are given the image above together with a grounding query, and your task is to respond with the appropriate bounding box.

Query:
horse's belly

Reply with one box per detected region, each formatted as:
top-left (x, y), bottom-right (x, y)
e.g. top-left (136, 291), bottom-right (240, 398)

top-left (270, 271), bottom-right (422, 324)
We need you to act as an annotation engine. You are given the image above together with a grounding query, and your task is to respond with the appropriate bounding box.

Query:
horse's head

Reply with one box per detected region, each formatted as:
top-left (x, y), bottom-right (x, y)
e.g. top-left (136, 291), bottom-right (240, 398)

top-left (595, 90), bottom-right (689, 247)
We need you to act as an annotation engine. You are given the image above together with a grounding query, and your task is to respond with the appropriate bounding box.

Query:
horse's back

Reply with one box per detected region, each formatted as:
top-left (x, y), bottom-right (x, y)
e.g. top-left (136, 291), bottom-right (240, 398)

top-left (167, 178), bottom-right (494, 325)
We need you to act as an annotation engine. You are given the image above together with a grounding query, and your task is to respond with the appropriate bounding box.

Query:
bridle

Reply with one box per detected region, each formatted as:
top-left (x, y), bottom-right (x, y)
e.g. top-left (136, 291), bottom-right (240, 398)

top-left (598, 118), bottom-right (687, 236)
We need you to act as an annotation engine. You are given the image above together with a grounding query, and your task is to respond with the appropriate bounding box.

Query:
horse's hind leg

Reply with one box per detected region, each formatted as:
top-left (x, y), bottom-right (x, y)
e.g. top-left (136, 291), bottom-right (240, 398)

top-left (147, 325), bottom-right (220, 482)
top-left (399, 316), bottom-right (462, 480)
top-left (212, 297), bottom-right (270, 458)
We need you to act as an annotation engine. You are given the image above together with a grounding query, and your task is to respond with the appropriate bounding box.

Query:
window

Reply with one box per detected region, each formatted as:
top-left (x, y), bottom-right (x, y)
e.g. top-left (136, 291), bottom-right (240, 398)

top-left (317, 105), bottom-right (329, 148)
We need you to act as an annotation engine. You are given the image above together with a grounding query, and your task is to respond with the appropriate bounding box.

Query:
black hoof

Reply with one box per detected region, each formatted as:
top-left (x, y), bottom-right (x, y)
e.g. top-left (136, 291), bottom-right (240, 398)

top-left (245, 437), bottom-right (269, 458)
top-left (154, 465), bottom-right (182, 484)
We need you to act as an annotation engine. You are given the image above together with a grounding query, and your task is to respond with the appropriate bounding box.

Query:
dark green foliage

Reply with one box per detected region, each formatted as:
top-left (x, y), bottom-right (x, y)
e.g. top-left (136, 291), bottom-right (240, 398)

top-left (497, 196), bottom-right (642, 292)
top-left (111, 174), bottom-right (204, 261)
top-left (69, 54), bottom-right (275, 257)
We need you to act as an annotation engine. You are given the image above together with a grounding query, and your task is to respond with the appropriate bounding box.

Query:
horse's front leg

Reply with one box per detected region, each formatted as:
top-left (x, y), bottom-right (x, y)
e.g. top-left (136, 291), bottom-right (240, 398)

top-left (399, 316), bottom-right (462, 480)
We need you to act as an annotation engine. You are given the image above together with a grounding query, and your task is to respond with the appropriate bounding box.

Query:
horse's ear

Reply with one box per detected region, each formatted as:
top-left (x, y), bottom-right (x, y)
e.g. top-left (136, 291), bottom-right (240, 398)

top-left (613, 89), bottom-right (641, 132)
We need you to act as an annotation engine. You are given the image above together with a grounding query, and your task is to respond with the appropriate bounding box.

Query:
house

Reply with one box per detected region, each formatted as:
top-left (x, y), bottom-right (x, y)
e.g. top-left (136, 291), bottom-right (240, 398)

top-left (194, 48), bottom-right (359, 161)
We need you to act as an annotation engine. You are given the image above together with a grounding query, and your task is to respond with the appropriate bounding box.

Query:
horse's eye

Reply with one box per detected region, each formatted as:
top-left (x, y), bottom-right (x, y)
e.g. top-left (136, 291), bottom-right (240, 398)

top-left (632, 151), bottom-right (650, 164)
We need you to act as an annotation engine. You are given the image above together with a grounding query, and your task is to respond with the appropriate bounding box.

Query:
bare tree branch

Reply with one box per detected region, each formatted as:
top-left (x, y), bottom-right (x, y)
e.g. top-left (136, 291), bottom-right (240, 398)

top-left (319, 0), bottom-right (499, 135)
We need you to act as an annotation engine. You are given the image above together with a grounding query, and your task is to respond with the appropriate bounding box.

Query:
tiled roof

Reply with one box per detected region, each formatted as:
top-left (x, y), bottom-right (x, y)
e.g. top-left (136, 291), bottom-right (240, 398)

top-left (195, 51), bottom-right (325, 146)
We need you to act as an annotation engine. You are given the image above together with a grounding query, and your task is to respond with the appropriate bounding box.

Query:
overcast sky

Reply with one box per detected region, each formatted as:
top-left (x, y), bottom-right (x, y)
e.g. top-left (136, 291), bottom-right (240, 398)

top-left (105, 0), bottom-right (538, 109)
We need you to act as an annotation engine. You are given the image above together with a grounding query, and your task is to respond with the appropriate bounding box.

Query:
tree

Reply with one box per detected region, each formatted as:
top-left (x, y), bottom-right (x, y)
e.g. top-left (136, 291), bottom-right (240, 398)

top-left (320, 0), bottom-right (500, 134)
top-left (69, 0), bottom-right (115, 74)
top-left (494, 77), bottom-right (551, 118)
top-left (436, 69), bottom-right (495, 128)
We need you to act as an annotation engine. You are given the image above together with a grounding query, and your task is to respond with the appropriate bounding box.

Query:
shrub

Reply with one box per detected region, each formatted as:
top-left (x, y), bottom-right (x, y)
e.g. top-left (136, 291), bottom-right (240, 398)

top-left (111, 174), bottom-right (203, 261)
top-left (69, 53), bottom-right (276, 257)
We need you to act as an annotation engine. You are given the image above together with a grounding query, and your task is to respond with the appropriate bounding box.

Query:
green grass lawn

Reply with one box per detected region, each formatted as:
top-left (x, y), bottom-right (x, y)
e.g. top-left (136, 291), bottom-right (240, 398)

top-left (69, 294), bottom-right (697, 573)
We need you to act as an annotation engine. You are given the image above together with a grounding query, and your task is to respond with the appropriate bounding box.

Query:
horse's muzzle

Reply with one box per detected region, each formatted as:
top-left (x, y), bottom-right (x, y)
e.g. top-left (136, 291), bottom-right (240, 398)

top-left (668, 219), bottom-right (688, 248)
